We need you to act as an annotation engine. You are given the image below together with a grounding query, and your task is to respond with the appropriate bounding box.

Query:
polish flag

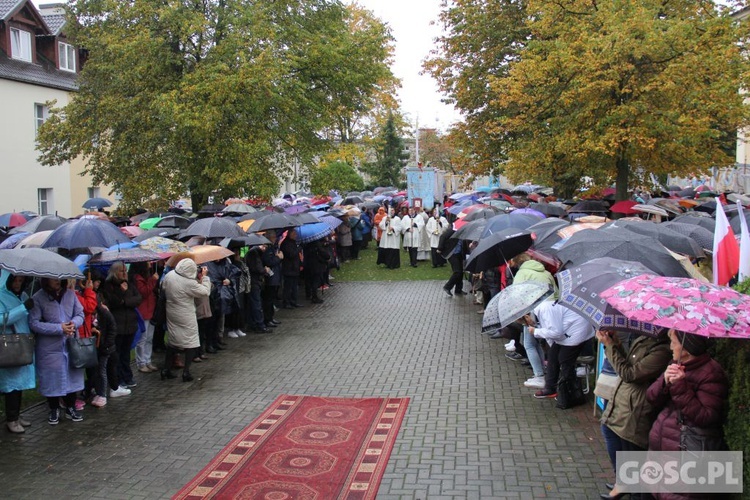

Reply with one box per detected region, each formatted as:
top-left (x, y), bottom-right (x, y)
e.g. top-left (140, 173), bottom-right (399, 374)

top-left (738, 201), bottom-right (750, 282)
top-left (713, 201), bottom-right (739, 286)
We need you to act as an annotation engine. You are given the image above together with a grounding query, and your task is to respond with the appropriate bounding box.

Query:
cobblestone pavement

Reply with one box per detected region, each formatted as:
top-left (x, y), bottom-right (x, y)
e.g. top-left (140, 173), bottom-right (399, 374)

top-left (0, 279), bottom-right (610, 499)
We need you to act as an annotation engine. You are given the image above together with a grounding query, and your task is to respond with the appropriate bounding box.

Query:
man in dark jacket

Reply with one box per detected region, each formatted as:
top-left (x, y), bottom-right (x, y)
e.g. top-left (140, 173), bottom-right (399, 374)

top-left (261, 232), bottom-right (283, 328)
top-left (303, 238), bottom-right (330, 304)
top-left (244, 245), bottom-right (269, 333)
top-left (280, 229), bottom-right (303, 309)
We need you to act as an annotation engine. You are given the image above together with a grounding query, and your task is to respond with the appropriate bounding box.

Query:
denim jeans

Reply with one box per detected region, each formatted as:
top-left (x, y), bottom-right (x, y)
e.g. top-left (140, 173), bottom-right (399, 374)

top-left (523, 328), bottom-right (545, 378)
top-left (601, 423), bottom-right (623, 472)
top-left (135, 321), bottom-right (155, 368)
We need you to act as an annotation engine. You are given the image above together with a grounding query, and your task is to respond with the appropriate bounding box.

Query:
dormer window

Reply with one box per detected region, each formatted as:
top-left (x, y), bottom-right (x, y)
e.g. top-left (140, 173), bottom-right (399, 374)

top-left (10, 28), bottom-right (32, 62)
top-left (58, 42), bottom-right (76, 72)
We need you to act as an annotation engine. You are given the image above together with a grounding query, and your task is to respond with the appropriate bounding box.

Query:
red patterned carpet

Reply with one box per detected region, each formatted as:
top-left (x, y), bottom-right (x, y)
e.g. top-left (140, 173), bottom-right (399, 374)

top-left (173, 395), bottom-right (410, 499)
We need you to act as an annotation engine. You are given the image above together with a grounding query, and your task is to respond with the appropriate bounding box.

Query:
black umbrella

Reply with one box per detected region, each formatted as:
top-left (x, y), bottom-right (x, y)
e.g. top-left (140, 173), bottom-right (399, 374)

top-left (239, 211), bottom-right (272, 222)
top-left (568, 200), bottom-right (609, 213)
top-left (673, 212), bottom-right (715, 232)
top-left (729, 212), bottom-right (750, 235)
top-left (601, 220), bottom-right (705, 259)
top-left (678, 187), bottom-right (696, 198)
top-left (342, 196), bottom-right (364, 205)
top-left (291, 212), bottom-right (320, 225)
top-left (132, 227), bottom-right (181, 242)
top-left (526, 218), bottom-right (571, 253)
top-left (9, 215), bottom-right (67, 234)
top-left (154, 215), bottom-right (192, 229)
top-left (41, 218), bottom-right (130, 250)
top-left (481, 213), bottom-right (540, 237)
top-left (555, 229), bottom-right (690, 278)
top-left (82, 197), bottom-right (113, 209)
top-left (662, 222), bottom-right (714, 251)
top-left (451, 219), bottom-right (488, 241)
top-left (529, 202), bottom-right (567, 217)
top-left (181, 217), bottom-right (246, 239)
top-left (464, 229), bottom-right (533, 273)
top-left (198, 203), bottom-right (226, 214)
top-left (245, 213), bottom-right (301, 233)
top-left (219, 234), bottom-right (271, 249)
top-left (463, 207), bottom-right (501, 222)
top-left (360, 201), bottom-right (381, 210)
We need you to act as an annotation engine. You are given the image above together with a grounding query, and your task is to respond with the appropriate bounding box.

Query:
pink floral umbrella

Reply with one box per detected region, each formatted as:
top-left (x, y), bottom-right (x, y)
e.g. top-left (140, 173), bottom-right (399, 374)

top-left (600, 275), bottom-right (750, 338)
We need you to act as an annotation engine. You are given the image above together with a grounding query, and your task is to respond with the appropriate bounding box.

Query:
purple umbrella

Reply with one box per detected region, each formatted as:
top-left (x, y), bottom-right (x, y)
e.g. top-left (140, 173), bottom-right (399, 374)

top-left (511, 207), bottom-right (546, 219)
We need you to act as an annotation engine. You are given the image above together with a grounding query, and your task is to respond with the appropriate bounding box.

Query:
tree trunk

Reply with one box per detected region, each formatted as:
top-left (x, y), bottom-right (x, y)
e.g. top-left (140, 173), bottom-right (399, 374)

top-left (615, 154), bottom-right (629, 202)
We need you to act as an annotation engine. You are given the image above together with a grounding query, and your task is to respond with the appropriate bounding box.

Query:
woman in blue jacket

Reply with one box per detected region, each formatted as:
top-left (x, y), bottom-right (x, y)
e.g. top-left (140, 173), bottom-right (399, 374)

top-left (0, 270), bottom-right (35, 433)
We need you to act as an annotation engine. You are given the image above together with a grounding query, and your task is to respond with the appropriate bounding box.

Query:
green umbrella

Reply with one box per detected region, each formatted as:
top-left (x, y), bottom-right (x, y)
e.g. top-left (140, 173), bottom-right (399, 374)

top-left (138, 217), bottom-right (162, 230)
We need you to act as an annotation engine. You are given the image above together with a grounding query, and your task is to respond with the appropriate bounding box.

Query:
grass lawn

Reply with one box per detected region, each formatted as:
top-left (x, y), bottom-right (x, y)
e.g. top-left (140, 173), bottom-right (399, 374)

top-left (332, 243), bottom-right (450, 282)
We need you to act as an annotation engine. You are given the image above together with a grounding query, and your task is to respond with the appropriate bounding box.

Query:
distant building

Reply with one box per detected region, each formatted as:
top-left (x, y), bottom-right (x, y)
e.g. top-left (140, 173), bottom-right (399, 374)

top-left (0, 1), bottom-right (111, 216)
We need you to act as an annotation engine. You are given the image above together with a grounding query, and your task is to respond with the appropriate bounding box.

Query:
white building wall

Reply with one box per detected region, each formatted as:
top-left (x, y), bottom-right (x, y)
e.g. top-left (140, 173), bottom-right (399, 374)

top-left (0, 78), bottom-right (75, 217)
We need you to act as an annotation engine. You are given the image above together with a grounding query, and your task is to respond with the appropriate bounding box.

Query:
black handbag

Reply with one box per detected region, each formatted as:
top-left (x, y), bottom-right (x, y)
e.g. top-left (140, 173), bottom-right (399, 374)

top-left (0, 313), bottom-right (34, 368)
top-left (151, 283), bottom-right (167, 327)
top-left (556, 377), bottom-right (586, 410)
top-left (679, 411), bottom-right (727, 451)
top-left (67, 333), bottom-right (98, 369)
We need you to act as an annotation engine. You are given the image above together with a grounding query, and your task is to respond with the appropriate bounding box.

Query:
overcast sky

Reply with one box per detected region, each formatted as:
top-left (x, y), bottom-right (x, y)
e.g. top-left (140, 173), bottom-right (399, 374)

top-left (348, 0), bottom-right (461, 133)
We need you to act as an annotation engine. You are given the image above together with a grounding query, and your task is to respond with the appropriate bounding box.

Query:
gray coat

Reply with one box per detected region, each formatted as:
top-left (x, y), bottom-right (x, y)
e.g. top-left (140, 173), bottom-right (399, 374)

top-left (29, 287), bottom-right (85, 397)
top-left (162, 260), bottom-right (211, 349)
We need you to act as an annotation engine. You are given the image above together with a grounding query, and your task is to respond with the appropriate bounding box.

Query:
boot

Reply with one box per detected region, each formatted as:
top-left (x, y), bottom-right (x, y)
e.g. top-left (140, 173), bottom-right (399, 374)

top-left (160, 369), bottom-right (176, 380)
top-left (182, 371), bottom-right (194, 382)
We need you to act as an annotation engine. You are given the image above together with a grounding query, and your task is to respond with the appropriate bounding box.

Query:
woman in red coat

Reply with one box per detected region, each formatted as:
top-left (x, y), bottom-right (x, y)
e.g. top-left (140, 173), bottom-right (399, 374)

top-left (646, 329), bottom-right (728, 499)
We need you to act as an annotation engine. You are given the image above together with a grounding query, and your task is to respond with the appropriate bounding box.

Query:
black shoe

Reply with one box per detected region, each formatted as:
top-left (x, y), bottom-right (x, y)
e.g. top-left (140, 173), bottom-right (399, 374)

top-left (311, 298), bottom-right (324, 304)
top-left (264, 322), bottom-right (277, 328)
top-left (253, 327), bottom-right (270, 334)
top-left (443, 287), bottom-right (453, 297)
top-left (205, 346), bottom-right (218, 354)
top-left (214, 344), bottom-right (226, 350)
top-left (505, 352), bottom-right (526, 362)
top-left (599, 493), bottom-right (625, 500)
top-left (160, 369), bottom-right (177, 380)
top-left (217, 339), bottom-right (227, 346)
top-left (182, 372), bottom-right (194, 382)
top-left (283, 305), bottom-right (294, 310)
top-left (455, 290), bottom-right (467, 295)
top-left (65, 407), bottom-right (83, 422)
top-left (293, 303), bottom-right (304, 308)
top-left (270, 319), bottom-right (281, 326)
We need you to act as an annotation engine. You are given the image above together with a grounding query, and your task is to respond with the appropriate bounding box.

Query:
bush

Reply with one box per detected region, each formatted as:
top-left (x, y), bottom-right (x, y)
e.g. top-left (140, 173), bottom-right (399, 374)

top-left (713, 278), bottom-right (750, 496)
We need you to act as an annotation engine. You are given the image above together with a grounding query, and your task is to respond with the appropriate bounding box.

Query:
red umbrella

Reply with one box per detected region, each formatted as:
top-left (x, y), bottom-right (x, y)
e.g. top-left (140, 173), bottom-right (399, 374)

top-left (0, 212), bottom-right (32, 228)
top-left (120, 225), bottom-right (144, 238)
top-left (609, 200), bottom-right (638, 215)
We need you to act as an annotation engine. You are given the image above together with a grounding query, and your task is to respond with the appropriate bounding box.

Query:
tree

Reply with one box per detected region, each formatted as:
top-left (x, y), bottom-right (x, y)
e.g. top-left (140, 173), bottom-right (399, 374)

top-left (428, 0), bottom-right (750, 199)
top-left (310, 161), bottom-right (365, 195)
top-left (417, 128), bottom-right (459, 172)
top-left (362, 113), bottom-right (409, 187)
top-left (36, 0), bottom-right (395, 211)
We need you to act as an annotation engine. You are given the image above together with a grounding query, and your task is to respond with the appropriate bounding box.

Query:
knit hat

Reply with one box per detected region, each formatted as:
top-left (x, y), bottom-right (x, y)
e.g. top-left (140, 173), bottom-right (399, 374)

top-left (680, 332), bottom-right (710, 356)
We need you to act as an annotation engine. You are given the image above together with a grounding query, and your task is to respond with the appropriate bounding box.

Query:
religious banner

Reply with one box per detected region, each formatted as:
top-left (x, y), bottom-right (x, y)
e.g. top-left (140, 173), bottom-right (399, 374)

top-left (406, 167), bottom-right (435, 210)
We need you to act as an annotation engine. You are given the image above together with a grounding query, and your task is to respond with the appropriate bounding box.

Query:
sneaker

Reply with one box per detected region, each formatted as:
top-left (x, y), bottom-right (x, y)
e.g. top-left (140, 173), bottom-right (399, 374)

top-left (576, 366), bottom-right (588, 378)
top-left (65, 407), bottom-right (83, 422)
top-left (533, 389), bottom-right (557, 399)
top-left (227, 330), bottom-right (239, 338)
top-left (524, 376), bottom-right (546, 389)
top-left (48, 408), bottom-right (60, 425)
top-left (90, 396), bottom-right (107, 408)
top-left (74, 399), bottom-right (85, 411)
top-left (123, 380), bottom-right (137, 388)
top-left (110, 386), bottom-right (132, 398)
top-left (505, 352), bottom-right (526, 362)
top-left (138, 366), bottom-right (152, 373)
top-left (147, 364), bottom-right (159, 372)
top-left (236, 329), bottom-right (247, 337)
top-left (504, 340), bottom-right (516, 352)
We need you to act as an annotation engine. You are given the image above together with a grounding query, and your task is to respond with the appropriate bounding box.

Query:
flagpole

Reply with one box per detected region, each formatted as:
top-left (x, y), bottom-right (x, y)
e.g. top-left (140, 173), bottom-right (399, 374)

top-left (737, 201), bottom-right (750, 282)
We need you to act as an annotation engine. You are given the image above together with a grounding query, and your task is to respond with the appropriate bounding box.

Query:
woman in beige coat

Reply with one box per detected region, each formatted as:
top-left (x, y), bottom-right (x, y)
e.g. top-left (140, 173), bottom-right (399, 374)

top-left (160, 259), bottom-right (211, 382)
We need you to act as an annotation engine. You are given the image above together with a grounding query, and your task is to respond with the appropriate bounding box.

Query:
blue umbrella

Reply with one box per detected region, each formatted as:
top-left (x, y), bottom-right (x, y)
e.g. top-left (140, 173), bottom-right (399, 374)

top-left (0, 232), bottom-right (30, 249)
top-left (296, 222), bottom-right (332, 244)
top-left (82, 197), bottom-right (113, 209)
top-left (42, 218), bottom-right (131, 250)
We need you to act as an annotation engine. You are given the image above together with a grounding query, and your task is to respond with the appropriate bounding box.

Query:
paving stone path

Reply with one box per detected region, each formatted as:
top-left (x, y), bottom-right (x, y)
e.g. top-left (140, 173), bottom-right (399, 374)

top-left (0, 280), bottom-right (610, 499)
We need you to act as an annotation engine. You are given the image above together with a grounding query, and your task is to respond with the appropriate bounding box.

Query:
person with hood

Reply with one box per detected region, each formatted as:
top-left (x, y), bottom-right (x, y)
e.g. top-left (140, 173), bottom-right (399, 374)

top-left (29, 278), bottom-right (85, 425)
top-left (100, 261), bottom-right (142, 390)
top-left (512, 253), bottom-right (558, 388)
top-left (160, 259), bottom-right (211, 382)
top-left (401, 206), bottom-right (424, 268)
top-left (373, 206), bottom-right (387, 261)
top-left (0, 272), bottom-right (35, 433)
top-left (349, 215), bottom-right (365, 260)
top-left (645, 330), bottom-right (728, 500)
top-left (377, 208), bottom-right (402, 269)
top-left (426, 209), bottom-right (449, 267)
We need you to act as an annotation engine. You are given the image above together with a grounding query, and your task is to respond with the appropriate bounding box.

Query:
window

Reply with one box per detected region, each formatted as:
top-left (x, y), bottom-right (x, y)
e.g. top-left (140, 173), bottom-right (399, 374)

top-left (38, 189), bottom-right (51, 216)
top-left (87, 187), bottom-right (100, 199)
top-left (10, 28), bottom-right (31, 62)
top-left (58, 42), bottom-right (76, 72)
top-left (34, 104), bottom-right (48, 137)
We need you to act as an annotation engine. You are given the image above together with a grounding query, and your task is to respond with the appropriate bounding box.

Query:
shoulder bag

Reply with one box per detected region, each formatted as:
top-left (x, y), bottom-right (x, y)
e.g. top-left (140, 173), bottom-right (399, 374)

top-left (67, 331), bottom-right (98, 369)
top-left (679, 411), bottom-right (727, 452)
top-left (0, 312), bottom-right (34, 368)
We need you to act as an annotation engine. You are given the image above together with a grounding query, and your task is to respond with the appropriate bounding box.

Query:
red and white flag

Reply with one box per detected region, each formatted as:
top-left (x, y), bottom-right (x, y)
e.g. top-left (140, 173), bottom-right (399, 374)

top-left (713, 201), bottom-right (740, 286)
top-left (738, 201), bottom-right (750, 282)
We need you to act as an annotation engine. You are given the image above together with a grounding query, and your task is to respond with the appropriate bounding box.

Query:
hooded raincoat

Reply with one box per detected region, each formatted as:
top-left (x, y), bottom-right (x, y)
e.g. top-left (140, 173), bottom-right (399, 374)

top-left (0, 270), bottom-right (35, 393)
top-left (162, 259), bottom-right (211, 349)
top-left (29, 282), bottom-right (85, 397)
